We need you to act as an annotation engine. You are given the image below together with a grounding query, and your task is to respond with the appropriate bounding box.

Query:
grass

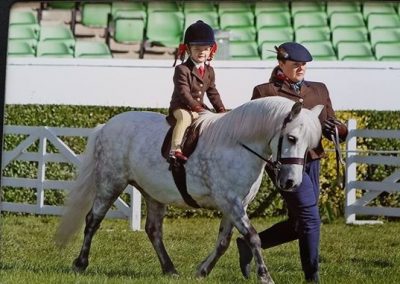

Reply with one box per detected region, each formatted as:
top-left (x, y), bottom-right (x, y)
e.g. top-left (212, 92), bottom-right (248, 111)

top-left (0, 215), bottom-right (399, 284)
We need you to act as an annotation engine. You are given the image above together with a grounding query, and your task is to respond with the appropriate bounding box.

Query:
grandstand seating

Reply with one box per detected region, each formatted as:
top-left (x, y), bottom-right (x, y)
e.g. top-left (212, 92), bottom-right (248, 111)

top-left (326, 2), bottom-right (361, 18)
top-left (8, 1), bottom-right (400, 61)
top-left (302, 41), bottom-right (337, 60)
top-left (74, 41), bottom-right (112, 58)
top-left (370, 28), bottom-right (400, 48)
top-left (295, 26), bottom-right (331, 43)
top-left (375, 42), bottom-right (400, 61)
top-left (337, 42), bottom-right (375, 61)
top-left (332, 27), bottom-right (369, 49)
top-left (7, 40), bottom-right (36, 57)
top-left (36, 41), bottom-right (74, 57)
top-left (229, 41), bottom-right (259, 60)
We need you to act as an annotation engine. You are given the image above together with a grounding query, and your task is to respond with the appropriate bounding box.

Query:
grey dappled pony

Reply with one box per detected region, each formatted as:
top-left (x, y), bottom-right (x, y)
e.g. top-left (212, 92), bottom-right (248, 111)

top-left (55, 96), bottom-right (322, 284)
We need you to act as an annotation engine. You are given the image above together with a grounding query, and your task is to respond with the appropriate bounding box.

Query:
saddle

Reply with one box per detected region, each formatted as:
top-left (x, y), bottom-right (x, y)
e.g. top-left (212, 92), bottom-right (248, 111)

top-left (161, 121), bottom-right (201, 162)
top-left (161, 119), bottom-right (202, 208)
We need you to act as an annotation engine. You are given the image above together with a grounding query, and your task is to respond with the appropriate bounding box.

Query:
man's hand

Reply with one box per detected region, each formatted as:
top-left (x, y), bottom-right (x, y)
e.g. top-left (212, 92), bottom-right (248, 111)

top-left (323, 118), bottom-right (348, 142)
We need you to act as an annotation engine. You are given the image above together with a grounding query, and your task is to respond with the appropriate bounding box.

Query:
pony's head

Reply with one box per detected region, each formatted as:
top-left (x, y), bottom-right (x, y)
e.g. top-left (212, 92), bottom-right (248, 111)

top-left (269, 102), bottom-right (323, 190)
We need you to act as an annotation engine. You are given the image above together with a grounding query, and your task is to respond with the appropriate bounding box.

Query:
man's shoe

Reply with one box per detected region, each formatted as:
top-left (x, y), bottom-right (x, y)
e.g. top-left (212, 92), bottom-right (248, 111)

top-left (305, 272), bottom-right (319, 283)
top-left (236, 237), bottom-right (253, 278)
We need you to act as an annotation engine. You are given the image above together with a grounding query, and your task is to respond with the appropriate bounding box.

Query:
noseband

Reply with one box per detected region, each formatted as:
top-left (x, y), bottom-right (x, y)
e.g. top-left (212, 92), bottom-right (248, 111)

top-left (240, 107), bottom-right (307, 186)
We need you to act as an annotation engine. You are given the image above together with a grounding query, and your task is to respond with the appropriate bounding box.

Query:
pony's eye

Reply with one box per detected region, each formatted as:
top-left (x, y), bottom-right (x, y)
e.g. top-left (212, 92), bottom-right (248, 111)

top-left (287, 135), bottom-right (297, 144)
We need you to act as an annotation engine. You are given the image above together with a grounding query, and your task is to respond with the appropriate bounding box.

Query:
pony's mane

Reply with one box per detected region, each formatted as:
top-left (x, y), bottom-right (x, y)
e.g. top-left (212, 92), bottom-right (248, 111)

top-left (194, 96), bottom-right (299, 148)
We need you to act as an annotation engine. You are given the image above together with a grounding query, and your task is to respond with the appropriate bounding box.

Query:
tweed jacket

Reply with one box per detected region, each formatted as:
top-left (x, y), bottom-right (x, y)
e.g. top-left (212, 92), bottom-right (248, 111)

top-left (252, 66), bottom-right (337, 160)
top-left (168, 59), bottom-right (225, 117)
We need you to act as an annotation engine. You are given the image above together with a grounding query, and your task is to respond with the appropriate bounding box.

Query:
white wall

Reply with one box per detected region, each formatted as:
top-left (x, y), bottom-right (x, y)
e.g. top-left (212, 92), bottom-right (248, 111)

top-left (5, 58), bottom-right (400, 110)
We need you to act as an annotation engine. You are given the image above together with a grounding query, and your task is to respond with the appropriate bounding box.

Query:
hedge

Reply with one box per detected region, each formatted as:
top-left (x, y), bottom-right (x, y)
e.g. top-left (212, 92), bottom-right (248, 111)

top-left (2, 105), bottom-right (400, 221)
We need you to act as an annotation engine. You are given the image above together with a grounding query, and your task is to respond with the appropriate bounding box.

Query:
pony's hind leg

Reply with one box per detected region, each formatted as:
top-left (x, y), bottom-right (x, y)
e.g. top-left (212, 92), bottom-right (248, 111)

top-left (145, 198), bottom-right (178, 275)
top-left (196, 216), bottom-right (233, 277)
top-left (72, 182), bottom-right (127, 273)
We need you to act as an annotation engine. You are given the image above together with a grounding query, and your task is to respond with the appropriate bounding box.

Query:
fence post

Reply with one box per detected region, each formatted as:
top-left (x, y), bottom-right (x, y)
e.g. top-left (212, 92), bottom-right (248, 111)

top-left (345, 119), bottom-right (357, 224)
top-left (129, 185), bottom-right (142, 231)
top-left (37, 132), bottom-right (47, 213)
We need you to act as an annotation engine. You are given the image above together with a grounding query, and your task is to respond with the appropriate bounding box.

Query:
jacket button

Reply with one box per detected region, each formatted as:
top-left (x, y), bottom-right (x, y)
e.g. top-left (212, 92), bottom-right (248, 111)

top-left (197, 98), bottom-right (200, 101)
top-left (198, 91), bottom-right (202, 95)
top-left (200, 84), bottom-right (203, 87)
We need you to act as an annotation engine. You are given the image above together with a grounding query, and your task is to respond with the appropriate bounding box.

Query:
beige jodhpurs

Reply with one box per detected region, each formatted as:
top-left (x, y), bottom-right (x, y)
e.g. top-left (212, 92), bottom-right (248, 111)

top-left (171, 109), bottom-right (199, 152)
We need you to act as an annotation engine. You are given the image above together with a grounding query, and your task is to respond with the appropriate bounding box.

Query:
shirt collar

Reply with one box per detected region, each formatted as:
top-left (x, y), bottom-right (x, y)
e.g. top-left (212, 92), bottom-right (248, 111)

top-left (190, 57), bottom-right (204, 69)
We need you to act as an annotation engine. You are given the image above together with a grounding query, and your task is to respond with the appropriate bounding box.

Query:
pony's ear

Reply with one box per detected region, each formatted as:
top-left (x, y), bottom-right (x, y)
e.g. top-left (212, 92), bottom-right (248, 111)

top-left (289, 101), bottom-right (303, 120)
top-left (310, 105), bottom-right (324, 117)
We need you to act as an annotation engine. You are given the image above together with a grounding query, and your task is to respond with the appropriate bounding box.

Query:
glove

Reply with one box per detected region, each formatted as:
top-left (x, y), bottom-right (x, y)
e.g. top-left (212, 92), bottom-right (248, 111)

top-left (322, 117), bottom-right (348, 142)
top-left (217, 107), bottom-right (226, 113)
top-left (192, 105), bottom-right (205, 113)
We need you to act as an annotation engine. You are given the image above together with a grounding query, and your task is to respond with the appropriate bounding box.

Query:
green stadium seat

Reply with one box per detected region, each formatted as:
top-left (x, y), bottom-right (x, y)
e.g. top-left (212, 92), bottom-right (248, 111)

top-left (326, 2), bottom-right (361, 18)
top-left (144, 11), bottom-right (184, 48)
top-left (81, 3), bottom-right (112, 28)
top-left (112, 1), bottom-right (146, 17)
top-left (293, 11), bottom-right (327, 30)
top-left (255, 11), bottom-right (291, 30)
top-left (228, 26), bottom-right (256, 41)
top-left (8, 24), bottom-right (40, 41)
top-left (332, 27), bottom-right (368, 49)
top-left (260, 41), bottom-right (283, 60)
top-left (184, 11), bottom-right (219, 30)
top-left (330, 12), bottom-right (365, 30)
top-left (7, 40), bottom-right (36, 57)
top-left (147, 1), bottom-right (180, 13)
top-left (39, 25), bottom-right (75, 47)
top-left (113, 11), bottom-right (146, 44)
top-left (375, 42), bottom-right (400, 61)
top-left (220, 11), bottom-right (254, 30)
top-left (367, 14), bottom-right (400, 31)
top-left (337, 41), bottom-right (375, 60)
top-left (74, 41), bottom-right (112, 58)
top-left (218, 2), bottom-right (252, 15)
top-left (183, 2), bottom-right (216, 13)
top-left (362, 2), bottom-right (396, 20)
top-left (10, 10), bottom-right (38, 25)
top-left (257, 26), bottom-right (294, 47)
top-left (370, 28), bottom-right (400, 48)
top-left (254, 2), bottom-right (289, 16)
top-left (229, 41), bottom-right (260, 60)
top-left (36, 41), bottom-right (74, 57)
top-left (291, 2), bottom-right (325, 16)
top-left (295, 26), bottom-right (331, 43)
top-left (47, 2), bottom-right (76, 9)
top-left (302, 41), bottom-right (337, 60)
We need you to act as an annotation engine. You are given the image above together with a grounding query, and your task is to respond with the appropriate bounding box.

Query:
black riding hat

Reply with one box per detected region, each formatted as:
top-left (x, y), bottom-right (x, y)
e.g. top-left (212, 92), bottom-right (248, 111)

top-left (275, 42), bottom-right (313, 62)
top-left (184, 20), bottom-right (215, 45)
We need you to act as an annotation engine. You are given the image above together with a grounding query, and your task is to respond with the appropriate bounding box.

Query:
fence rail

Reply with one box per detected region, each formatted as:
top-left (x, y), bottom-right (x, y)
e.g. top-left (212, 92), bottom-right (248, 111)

top-left (1, 121), bottom-right (400, 226)
top-left (345, 119), bottom-right (400, 225)
top-left (0, 125), bottom-right (141, 230)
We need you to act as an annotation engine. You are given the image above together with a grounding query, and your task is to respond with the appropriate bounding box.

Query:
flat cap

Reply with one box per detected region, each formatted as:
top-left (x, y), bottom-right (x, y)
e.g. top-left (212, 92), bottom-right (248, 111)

top-left (276, 42), bottom-right (313, 62)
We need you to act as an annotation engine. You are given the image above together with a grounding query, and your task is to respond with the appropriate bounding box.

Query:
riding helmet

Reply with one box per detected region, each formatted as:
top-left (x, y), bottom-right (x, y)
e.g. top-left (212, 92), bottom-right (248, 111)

top-left (184, 20), bottom-right (215, 45)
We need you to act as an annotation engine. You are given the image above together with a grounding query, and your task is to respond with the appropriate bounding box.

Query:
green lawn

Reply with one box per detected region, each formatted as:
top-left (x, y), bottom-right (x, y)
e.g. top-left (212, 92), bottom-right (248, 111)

top-left (0, 215), bottom-right (399, 284)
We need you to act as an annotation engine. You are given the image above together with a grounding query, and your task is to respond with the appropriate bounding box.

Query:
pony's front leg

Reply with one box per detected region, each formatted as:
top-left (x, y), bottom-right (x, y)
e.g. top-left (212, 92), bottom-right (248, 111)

top-left (145, 198), bottom-right (178, 275)
top-left (196, 216), bottom-right (233, 277)
top-left (229, 199), bottom-right (275, 284)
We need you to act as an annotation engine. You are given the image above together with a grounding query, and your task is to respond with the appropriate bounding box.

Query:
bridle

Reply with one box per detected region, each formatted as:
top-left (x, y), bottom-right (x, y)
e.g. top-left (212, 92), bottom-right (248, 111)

top-left (240, 102), bottom-right (307, 186)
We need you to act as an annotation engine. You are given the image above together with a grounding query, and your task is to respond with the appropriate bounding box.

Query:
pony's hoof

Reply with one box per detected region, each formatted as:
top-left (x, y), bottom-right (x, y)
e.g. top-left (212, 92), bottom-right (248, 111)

top-left (72, 258), bottom-right (88, 274)
top-left (260, 274), bottom-right (275, 284)
top-left (163, 267), bottom-right (179, 277)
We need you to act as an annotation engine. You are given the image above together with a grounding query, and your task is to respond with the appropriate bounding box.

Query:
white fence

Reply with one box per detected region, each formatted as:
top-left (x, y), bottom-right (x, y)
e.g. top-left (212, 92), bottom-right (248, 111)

top-left (2, 122), bottom-right (400, 226)
top-left (345, 119), bottom-right (400, 225)
top-left (0, 125), bottom-right (142, 230)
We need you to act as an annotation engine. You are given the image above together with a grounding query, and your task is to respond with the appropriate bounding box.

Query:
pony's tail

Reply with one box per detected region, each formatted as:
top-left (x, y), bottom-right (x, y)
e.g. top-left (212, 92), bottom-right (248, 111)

top-left (54, 124), bottom-right (104, 247)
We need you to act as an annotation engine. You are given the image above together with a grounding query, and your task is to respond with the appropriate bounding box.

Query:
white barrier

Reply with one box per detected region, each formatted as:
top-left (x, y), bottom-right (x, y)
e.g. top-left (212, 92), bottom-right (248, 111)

top-left (0, 125), bottom-right (142, 231)
top-left (345, 119), bottom-right (400, 225)
top-left (5, 58), bottom-right (400, 110)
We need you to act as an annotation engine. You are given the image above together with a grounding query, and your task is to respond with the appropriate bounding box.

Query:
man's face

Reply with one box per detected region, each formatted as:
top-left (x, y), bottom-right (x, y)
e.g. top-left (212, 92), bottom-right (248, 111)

top-left (279, 60), bottom-right (307, 82)
top-left (188, 44), bottom-right (212, 63)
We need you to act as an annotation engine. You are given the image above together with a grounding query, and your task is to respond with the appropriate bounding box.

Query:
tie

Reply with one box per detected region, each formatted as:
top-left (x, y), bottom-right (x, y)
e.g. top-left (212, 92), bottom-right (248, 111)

top-left (199, 66), bottom-right (205, 77)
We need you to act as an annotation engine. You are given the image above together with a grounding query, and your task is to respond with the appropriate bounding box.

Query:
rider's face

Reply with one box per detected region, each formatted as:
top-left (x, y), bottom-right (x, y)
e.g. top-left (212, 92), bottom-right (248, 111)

top-left (279, 60), bottom-right (307, 82)
top-left (188, 44), bottom-right (212, 64)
